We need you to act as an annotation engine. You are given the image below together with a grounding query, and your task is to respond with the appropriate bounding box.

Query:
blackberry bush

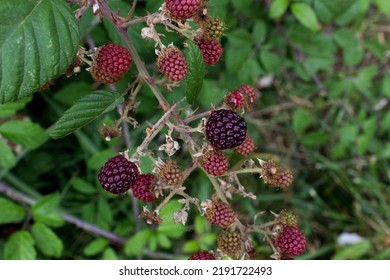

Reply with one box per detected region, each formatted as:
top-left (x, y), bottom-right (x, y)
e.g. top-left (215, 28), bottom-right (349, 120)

top-left (0, 0), bottom-right (318, 262)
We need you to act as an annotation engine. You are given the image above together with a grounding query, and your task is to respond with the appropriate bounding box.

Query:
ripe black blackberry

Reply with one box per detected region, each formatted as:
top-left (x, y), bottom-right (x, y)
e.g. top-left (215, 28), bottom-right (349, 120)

top-left (205, 109), bottom-right (247, 150)
top-left (98, 155), bottom-right (139, 194)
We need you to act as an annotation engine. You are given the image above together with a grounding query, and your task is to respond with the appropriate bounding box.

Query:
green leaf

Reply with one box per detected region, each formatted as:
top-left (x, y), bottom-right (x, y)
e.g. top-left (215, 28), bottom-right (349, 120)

top-left (381, 72), bottom-right (390, 98)
top-left (102, 247), bottom-right (118, 260)
top-left (4, 231), bottom-right (36, 260)
top-left (0, 120), bottom-right (48, 149)
top-left (293, 109), bottom-right (314, 134)
top-left (269, 0), bottom-right (289, 19)
top-left (49, 90), bottom-right (124, 139)
top-left (158, 201), bottom-right (186, 239)
top-left (182, 240), bottom-right (200, 254)
top-left (96, 198), bottom-right (113, 230)
top-left (0, 141), bottom-right (16, 168)
top-left (300, 131), bottom-right (329, 147)
top-left (313, 0), bottom-right (360, 26)
top-left (31, 193), bottom-right (65, 227)
top-left (124, 229), bottom-right (151, 257)
top-left (0, 197), bottom-right (25, 224)
top-left (83, 238), bottom-right (109, 256)
top-left (291, 3), bottom-right (319, 31)
top-left (53, 82), bottom-right (92, 107)
top-left (70, 177), bottom-right (97, 195)
top-left (184, 41), bottom-right (205, 105)
top-left (0, 0), bottom-right (80, 104)
top-left (87, 149), bottom-right (113, 170)
top-left (374, 0), bottom-right (390, 14)
top-left (31, 223), bottom-right (63, 258)
top-left (333, 29), bottom-right (363, 66)
top-left (0, 97), bottom-right (32, 117)
top-left (333, 240), bottom-right (371, 260)
top-left (252, 20), bottom-right (267, 44)
top-left (260, 50), bottom-right (282, 74)
top-left (157, 233), bottom-right (172, 249)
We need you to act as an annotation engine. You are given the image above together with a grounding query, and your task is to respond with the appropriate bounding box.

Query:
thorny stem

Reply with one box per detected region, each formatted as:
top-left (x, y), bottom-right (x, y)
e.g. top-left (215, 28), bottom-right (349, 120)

top-left (183, 110), bottom-right (212, 124)
top-left (224, 167), bottom-right (263, 176)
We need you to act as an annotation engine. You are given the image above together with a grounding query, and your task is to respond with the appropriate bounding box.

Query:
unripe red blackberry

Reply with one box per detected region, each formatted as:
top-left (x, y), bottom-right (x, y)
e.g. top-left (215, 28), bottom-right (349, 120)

top-left (90, 44), bottom-right (132, 84)
top-left (205, 109), bottom-right (247, 150)
top-left (275, 226), bottom-right (306, 256)
top-left (188, 251), bottom-right (216, 260)
top-left (157, 46), bottom-right (188, 81)
top-left (165, 0), bottom-right (201, 20)
top-left (238, 85), bottom-right (259, 104)
top-left (234, 135), bottom-right (256, 157)
top-left (199, 150), bottom-right (229, 176)
top-left (217, 230), bottom-right (242, 258)
top-left (157, 160), bottom-right (183, 186)
top-left (132, 174), bottom-right (157, 202)
top-left (260, 160), bottom-right (293, 190)
top-left (224, 89), bottom-right (244, 110)
top-left (98, 155), bottom-right (139, 194)
top-left (195, 38), bottom-right (223, 65)
top-left (205, 201), bottom-right (236, 228)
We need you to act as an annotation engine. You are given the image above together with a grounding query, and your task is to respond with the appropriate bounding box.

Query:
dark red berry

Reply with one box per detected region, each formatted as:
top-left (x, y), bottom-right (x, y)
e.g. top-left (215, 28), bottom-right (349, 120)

top-left (98, 155), bottom-right (139, 194)
top-left (196, 38), bottom-right (223, 65)
top-left (188, 251), bottom-right (216, 260)
top-left (91, 44), bottom-right (132, 84)
top-left (157, 46), bottom-right (188, 81)
top-left (165, 0), bottom-right (201, 20)
top-left (199, 150), bottom-right (229, 176)
top-left (132, 174), bottom-right (157, 202)
top-left (205, 109), bottom-right (247, 150)
top-left (234, 135), bottom-right (255, 157)
top-left (275, 226), bottom-right (306, 256)
top-left (205, 201), bottom-right (236, 228)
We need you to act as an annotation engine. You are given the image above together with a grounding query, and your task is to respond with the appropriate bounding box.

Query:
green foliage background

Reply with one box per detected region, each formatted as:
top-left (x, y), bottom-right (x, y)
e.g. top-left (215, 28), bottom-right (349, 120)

top-left (1, 0), bottom-right (390, 260)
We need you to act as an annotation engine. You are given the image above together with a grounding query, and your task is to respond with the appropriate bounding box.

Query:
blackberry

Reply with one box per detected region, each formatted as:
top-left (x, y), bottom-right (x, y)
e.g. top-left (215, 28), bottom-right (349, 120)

top-left (90, 44), bottom-right (132, 84)
top-left (205, 201), bottom-right (236, 228)
top-left (205, 109), bottom-right (247, 150)
top-left (188, 251), bottom-right (216, 260)
top-left (199, 150), bottom-right (229, 176)
top-left (196, 37), bottom-right (223, 65)
top-left (165, 0), bottom-right (201, 20)
top-left (98, 155), bottom-right (139, 194)
top-left (132, 174), bottom-right (157, 202)
top-left (275, 226), bottom-right (306, 256)
top-left (217, 230), bottom-right (242, 258)
top-left (157, 46), bottom-right (188, 81)
top-left (234, 135), bottom-right (255, 157)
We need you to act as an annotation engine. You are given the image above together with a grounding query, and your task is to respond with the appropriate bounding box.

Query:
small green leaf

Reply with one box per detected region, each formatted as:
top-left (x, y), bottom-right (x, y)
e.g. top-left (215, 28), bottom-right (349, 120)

top-left (0, 97), bottom-right (32, 117)
top-left (0, 197), bottom-right (25, 224)
top-left (300, 132), bottom-right (329, 147)
top-left (184, 41), bottom-right (205, 105)
top-left (333, 240), bottom-right (371, 260)
top-left (83, 238), bottom-right (109, 256)
top-left (0, 120), bottom-right (48, 149)
top-left (0, 0), bottom-right (80, 103)
top-left (124, 229), bottom-right (152, 257)
top-left (49, 90), bottom-right (124, 139)
top-left (293, 109), bottom-right (314, 134)
top-left (157, 233), bottom-right (172, 249)
top-left (97, 199), bottom-right (113, 230)
top-left (260, 50), bottom-right (282, 74)
top-left (70, 177), bottom-right (97, 195)
top-left (31, 223), bottom-right (63, 258)
top-left (0, 141), bottom-right (16, 168)
top-left (182, 240), bottom-right (200, 254)
top-left (102, 247), bottom-right (118, 260)
top-left (269, 0), bottom-right (289, 19)
top-left (252, 20), bottom-right (267, 44)
top-left (291, 3), bottom-right (319, 31)
top-left (158, 201), bottom-right (186, 239)
top-left (31, 193), bottom-right (64, 227)
top-left (374, 0), bottom-right (390, 14)
top-left (4, 231), bottom-right (36, 260)
top-left (87, 149), bottom-right (113, 170)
